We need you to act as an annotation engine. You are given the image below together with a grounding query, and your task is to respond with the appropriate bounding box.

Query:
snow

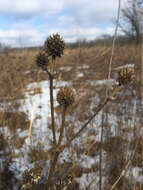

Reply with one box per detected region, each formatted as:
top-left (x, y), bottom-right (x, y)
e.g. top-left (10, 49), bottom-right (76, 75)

top-left (87, 79), bottom-right (117, 88)
top-left (115, 64), bottom-right (135, 71)
top-left (0, 65), bottom-right (141, 189)
top-left (132, 167), bottom-right (143, 183)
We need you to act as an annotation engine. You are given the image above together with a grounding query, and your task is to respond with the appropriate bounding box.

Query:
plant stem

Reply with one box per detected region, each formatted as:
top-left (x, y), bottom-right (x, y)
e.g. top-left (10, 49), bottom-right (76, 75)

top-left (46, 152), bottom-right (60, 189)
top-left (43, 61), bottom-right (57, 145)
top-left (46, 86), bottom-right (120, 189)
top-left (99, 111), bottom-right (104, 190)
top-left (49, 75), bottom-right (56, 145)
top-left (64, 99), bottom-right (108, 149)
top-left (62, 86), bottom-right (120, 151)
top-left (46, 106), bottom-right (67, 189)
top-left (58, 106), bottom-right (67, 146)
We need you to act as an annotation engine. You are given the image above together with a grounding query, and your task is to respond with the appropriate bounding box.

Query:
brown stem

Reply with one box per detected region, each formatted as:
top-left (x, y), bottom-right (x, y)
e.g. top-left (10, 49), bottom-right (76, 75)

top-left (58, 106), bottom-right (67, 146)
top-left (46, 106), bottom-right (67, 189)
top-left (64, 99), bottom-right (108, 148)
top-left (49, 76), bottom-right (56, 145)
top-left (99, 111), bottom-right (104, 190)
top-left (50, 58), bottom-right (55, 75)
top-left (46, 152), bottom-right (59, 189)
top-left (43, 67), bottom-right (53, 78)
top-left (42, 67), bottom-right (56, 145)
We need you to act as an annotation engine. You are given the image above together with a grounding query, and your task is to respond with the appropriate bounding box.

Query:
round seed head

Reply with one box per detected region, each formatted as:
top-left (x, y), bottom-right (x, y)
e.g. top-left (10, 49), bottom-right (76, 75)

top-left (36, 52), bottom-right (49, 68)
top-left (22, 170), bottom-right (32, 183)
top-left (57, 86), bottom-right (75, 107)
top-left (118, 67), bottom-right (135, 86)
top-left (44, 33), bottom-right (65, 59)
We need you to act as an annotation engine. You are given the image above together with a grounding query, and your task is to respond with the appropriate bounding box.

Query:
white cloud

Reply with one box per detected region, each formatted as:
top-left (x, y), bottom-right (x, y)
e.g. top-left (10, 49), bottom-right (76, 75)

top-left (61, 0), bottom-right (119, 26)
top-left (0, 25), bottom-right (115, 47)
top-left (0, 28), bottom-right (42, 47)
top-left (0, 0), bottom-right (63, 19)
top-left (0, 0), bottom-right (127, 46)
top-left (0, 0), bottom-right (127, 20)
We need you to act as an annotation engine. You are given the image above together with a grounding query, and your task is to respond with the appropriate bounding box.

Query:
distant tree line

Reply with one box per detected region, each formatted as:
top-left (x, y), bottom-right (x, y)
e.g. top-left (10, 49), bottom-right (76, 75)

top-left (65, 34), bottom-right (138, 49)
top-left (0, 34), bottom-right (138, 52)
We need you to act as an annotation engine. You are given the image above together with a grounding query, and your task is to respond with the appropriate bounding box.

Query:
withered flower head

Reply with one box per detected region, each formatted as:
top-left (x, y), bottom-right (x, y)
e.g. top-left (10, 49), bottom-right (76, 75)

top-left (44, 33), bottom-right (65, 59)
top-left (118, 67), bottom-right (135, 86)
top-left (36, 52), bottom-right (49, 68)
top-left (57, 86), bottom-right (75, 107)
top-left (22, 170), bottom-right (32, 183)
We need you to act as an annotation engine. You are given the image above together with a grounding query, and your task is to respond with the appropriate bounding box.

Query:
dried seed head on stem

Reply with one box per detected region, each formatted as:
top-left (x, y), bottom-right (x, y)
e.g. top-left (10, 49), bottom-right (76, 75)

top-left (118, 67), bottom-right (135, 86)
top-left (36, 52), bottom-right (49, 69)
top-left (57, 86), bottom-right (75, 108)
top-left (44, 33), bottom-right (65, 60)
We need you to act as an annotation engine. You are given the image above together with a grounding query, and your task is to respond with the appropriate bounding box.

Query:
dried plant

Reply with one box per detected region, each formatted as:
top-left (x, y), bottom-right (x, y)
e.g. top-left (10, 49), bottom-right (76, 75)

top-left (44, 33), bottom-right (65, 60)
top-left (118, 67), bottom-right (135, 86)
top-left (31, 33), bottom-right (136, 190)
top-left (0, 30), bottom-right (140, 190)
top-left (0, 39), bottom-right (139, 190)
top-left (57, 86), bottom-right (75, 108)
top-left (21, 164), bottom-right (42, 190)
top-left (36, 52), bottom-right (49, 69)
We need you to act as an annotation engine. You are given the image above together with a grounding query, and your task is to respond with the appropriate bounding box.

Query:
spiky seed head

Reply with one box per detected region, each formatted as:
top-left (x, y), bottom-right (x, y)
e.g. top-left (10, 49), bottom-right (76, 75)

top-left (57, 86), bottom-right (75, 107)
top-left (44, 33), bottom-right (65, 59)
top-left (36, 52), bottom-right (49, 68)
top-left (22, 170), bottom-right (32, 183)
top-left (118, 67), bottom-right (135, 86)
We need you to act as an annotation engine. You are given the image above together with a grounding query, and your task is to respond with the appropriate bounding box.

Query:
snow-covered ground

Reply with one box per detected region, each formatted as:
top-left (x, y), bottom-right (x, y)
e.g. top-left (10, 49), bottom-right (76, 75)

top-left (0, 63), bottom-right (142, 189)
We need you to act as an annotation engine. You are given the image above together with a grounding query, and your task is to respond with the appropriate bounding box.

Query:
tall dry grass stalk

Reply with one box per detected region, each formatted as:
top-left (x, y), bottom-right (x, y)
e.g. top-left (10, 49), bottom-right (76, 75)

top-left (141, 9), bottom-right (143, 103)
top-left (100, 1), bottom-right (121, 189)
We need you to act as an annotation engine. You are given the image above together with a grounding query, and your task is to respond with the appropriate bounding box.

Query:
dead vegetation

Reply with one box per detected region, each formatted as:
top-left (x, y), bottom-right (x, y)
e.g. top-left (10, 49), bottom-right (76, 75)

top-left (0, 43), bottom-right (142, 190)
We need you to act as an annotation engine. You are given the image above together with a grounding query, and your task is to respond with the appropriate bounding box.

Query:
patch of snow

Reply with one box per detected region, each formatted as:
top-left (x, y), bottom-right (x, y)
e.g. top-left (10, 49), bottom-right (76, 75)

top-left (95, 79), bottom-right (117, 87)
top-left (77, 72), bottom-right (84, 78)
top-left (81, 155), bottom-right (96, 168)
top-left (22, 80), bottom-right (72, 121)
top-left (78, 65), bottom-right (89, 70)
top-left (132, 167), bottom-right (143, 183)
top-left (59, 66), bottom-right (72, 72)
top-left (115, 64), bottom-right (134, 71)
top-left (88, 79), bottom-right (117, 88)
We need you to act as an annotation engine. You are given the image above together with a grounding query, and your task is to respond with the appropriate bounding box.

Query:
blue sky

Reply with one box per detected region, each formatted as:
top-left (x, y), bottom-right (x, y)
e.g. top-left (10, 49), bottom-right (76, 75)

top-left (0, 0), bottom-right (127, 47)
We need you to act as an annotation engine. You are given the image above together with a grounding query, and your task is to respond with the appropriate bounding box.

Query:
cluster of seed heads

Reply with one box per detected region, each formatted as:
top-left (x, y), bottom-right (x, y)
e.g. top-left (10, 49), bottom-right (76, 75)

top-left (118, 67), bottom-right (135, 86)
top-left (36, 33), bottom-right (65, 69)
top-left (44, 33), bottom-right (65, 60)
top-left (57, 86), bottom-right (75, 107)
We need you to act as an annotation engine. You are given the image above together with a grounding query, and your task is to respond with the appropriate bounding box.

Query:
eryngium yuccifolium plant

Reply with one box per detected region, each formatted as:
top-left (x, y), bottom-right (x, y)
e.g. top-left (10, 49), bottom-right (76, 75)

top-left (36, 52), bottom-right (49, 68)
top-left (118, 67), bottom-right (135, 86)
top-left (44, 33), bottom-right (65, 59)
top-left (57, 86), bottom-right (75, 107)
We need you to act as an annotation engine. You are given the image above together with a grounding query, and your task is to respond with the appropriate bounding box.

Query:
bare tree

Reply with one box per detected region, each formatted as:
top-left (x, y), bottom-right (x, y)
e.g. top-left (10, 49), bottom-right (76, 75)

top-left (120, 0), bottom-right (141, 44)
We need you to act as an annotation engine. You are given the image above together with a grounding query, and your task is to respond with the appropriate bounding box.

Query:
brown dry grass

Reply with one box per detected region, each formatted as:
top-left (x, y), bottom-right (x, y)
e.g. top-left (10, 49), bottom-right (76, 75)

top-left (0, 44), bottom-right (141, 190)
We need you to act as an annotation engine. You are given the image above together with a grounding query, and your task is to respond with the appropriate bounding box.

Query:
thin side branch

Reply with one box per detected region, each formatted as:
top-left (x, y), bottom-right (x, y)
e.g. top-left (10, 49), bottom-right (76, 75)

top-left (62, 86), bottom-right (120, 151)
